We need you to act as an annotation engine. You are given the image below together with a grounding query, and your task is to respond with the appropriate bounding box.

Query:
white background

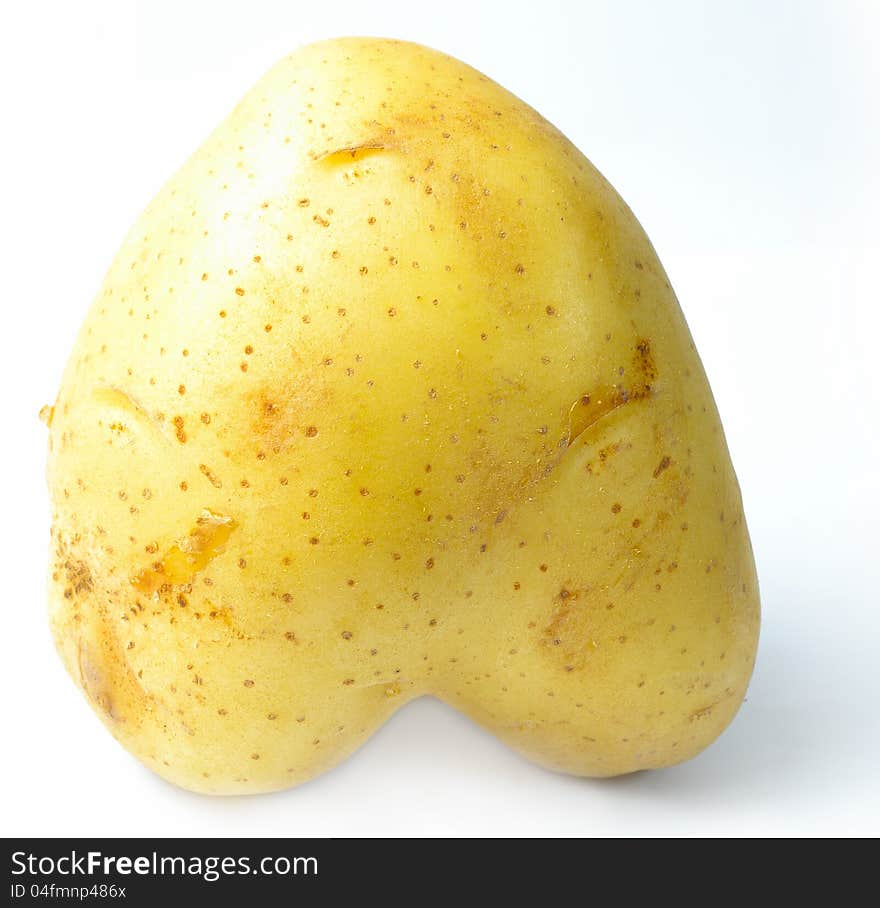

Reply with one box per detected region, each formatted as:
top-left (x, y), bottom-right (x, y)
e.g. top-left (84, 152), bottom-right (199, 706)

top-left (2, 0), bottom-right (878, 836)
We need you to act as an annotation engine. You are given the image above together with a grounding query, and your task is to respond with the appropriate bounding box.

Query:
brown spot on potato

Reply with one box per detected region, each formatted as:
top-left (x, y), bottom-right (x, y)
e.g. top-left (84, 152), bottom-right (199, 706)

top-left (199, 464), bottom-right (222, 488)
top-left (653, 456), bottom-right (672, 478)
top-left (49, 541), bottom-right (155, 729)
top-left (131, 510), bottom-right (237, 594)
top-left (541, 588), bottom-right (599, 672)
top-left (316, 143), bottom-right (388, 167)
top-left (566, 340), bottom-right (657, 447)
top-left (62, 556), bottom-right (94, 597)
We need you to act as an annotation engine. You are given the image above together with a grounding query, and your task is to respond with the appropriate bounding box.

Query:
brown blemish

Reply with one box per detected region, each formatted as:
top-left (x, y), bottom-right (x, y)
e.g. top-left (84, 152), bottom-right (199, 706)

top-left (199, 464), bottom-right (222, 488)
top-left (566, 339), bottom-right (657, 447)
top-left (315, 143), bottom-right (388, 168)
top-left (61, 555), bottom-right (94, 599)
top-left (541, 587), bottom-right (598, 672)
top-left (92, 386), bottom-right (170, 444)
top-left (131, 510), bottom-right (237, 594)
top-left (49, 537), bottom-right (155, 728)
top-left (75, 635), bottom-right (133, 724)
top-left (689, 692), bottom-right (733, 722)
top-left (653, 456), bottom-right (672, 478)
top-left (242, 372), bottom-right (333, 453)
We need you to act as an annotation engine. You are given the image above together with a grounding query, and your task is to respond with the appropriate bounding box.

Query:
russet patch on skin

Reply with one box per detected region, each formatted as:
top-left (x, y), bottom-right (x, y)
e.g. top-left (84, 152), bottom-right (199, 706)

top-left (45, 37), bottom-right (759, 794)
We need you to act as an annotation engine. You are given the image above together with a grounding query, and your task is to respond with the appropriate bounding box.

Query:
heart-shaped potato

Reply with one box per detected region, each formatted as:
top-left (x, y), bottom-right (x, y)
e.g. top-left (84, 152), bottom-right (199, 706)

top-left (45, 37), bottom-right (759, 793)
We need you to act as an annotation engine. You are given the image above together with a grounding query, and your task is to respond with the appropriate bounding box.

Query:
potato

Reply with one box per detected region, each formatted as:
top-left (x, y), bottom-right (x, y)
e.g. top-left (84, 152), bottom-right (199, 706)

top-left (44, 37), bottom-right (760, 793)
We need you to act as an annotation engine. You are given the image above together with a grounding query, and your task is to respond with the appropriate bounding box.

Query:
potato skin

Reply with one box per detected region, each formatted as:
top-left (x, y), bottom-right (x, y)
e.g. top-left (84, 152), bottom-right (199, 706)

top-left (46, 37), bottom-right (759, 793)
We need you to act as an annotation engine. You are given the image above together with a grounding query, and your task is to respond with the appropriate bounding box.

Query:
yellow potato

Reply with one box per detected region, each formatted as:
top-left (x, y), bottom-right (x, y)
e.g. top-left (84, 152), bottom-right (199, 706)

top-left (44, 37), bottom-right (760, 793)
